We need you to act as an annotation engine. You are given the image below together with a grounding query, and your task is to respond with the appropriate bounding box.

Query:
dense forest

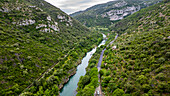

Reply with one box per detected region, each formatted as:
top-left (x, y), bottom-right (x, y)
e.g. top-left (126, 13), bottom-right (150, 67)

top-left (101, 27), bottom-right (169, 96)
top-left (0, 0), bottom-right (102, 95)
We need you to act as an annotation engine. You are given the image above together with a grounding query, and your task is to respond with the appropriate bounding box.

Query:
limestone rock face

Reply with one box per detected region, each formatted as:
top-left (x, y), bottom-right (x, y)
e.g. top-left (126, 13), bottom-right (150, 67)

top-left (102, 4), bottom-right (138, 21)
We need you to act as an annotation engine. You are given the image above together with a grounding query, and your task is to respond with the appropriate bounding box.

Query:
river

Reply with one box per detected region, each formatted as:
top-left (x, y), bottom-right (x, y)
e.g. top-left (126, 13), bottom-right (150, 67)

top-left (60, 34), bottom-right (106, 96)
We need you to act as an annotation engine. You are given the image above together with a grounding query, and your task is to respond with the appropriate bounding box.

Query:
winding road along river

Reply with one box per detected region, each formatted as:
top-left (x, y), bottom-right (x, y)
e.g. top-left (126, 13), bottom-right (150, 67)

top-left (60, 34), bottom-right (106, 96)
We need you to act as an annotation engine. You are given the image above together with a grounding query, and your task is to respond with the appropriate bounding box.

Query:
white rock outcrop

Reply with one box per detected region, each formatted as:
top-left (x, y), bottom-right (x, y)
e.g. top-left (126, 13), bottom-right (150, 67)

top-left (49, 24), bottom-right (59, 31)
top-left (36, 24), bottom-right (47, 29)
top-left (57, 15), bottom-right (65, 19)
top-left (12, 19), bottom-right (35, 26)
top-left (29, 6), bottom-right (36, 8)
top-left (40, 28), bottom-right (51, 32)
top-left (47, 16), bottom-right (52, 21)
top-left (20, 19), bottom-right (35, 26)
top-left (102, 3), bottom-right (139, 21)
top-left (0, 7), bottom-right (10, 12)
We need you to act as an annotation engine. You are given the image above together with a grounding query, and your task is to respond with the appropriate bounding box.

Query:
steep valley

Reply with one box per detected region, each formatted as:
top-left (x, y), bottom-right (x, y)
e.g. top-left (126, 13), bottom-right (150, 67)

top-left (0, 0), bottom-right (102, 95)
top-left (0, 0), bottom-right (169, 96)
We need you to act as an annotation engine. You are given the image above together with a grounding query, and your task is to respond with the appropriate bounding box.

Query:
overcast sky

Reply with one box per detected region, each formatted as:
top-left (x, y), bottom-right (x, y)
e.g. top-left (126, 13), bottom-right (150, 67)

top-left (45, 0), bottom-right (115, 14)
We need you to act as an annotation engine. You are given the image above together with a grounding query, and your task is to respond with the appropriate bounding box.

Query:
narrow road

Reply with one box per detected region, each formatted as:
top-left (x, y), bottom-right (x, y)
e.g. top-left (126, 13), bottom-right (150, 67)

top-left (97, 48), bottom-right (106, 68)
top-left (109, 34), bottom-right (118, 45)
top-left (94, 34), bottom-right (118, 96)
top-left (94, 48), bottom-right (105, 96)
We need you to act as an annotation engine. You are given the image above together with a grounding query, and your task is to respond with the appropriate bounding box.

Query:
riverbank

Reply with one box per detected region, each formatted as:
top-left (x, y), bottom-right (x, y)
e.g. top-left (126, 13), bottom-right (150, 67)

top-left (60, 34), bottom-right (106, 96)
top-left (75, 34), bottom-right (107, 96)
top-left (58, 39), bottom-right (103, 90)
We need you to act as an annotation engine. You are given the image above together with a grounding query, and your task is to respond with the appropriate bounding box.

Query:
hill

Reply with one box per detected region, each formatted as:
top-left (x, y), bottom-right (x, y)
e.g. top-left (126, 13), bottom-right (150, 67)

top-left (76, 1), bottom-right (170, 96)
top-left (101, 1), bottom-right (170, 95)
top-left (0, 0), bottom-right (102, 95)
top-left (70, 0), bottom-right (162, 27)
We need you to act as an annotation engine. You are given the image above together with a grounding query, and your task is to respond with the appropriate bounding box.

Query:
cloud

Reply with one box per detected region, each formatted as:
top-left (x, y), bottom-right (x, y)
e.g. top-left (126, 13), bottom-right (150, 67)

top-left (45, 0), bottom-right (116, 14)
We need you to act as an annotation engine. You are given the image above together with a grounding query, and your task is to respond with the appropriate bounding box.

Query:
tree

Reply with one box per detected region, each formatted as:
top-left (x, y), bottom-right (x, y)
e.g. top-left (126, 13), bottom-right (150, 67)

top-left (71, 51), bottom-right (78, 59)
top-left (108, 83), bottom-right (118, 92)
top-left (81, 75), bottom-right (90, 86)
top-left (165, 52), bottom-right (170, 58)
top-left (99, 70), bottom-right (104, 76)
top-left (11, 84), bottom-right (20, 94)
top-left (52, 85), bottom-right (59, 95)
top-left (20, 92), bottom-right (33, 96)
top-left (112, 88), bottom-right (125, 96)
top-left (137, 75), bottom-right (148, 84)
top-left (157, 57), bottom-right (165, 64)
top-left (46, 75), bottom-right (55, 85)
top-left (155, 73), bottom-right (166, 81)
top-left (142, 84), bottom-right (150, 93)
top-left (103, 76), bottom-right (111, 83)
top-left (81, 86), bottom-right (95, 96)
top-left (44, 89), bottom-right (50, 95)
top-left (38, 86), bottom-right (44, 95)
top-left (125, 83), bottom-right (133, 93)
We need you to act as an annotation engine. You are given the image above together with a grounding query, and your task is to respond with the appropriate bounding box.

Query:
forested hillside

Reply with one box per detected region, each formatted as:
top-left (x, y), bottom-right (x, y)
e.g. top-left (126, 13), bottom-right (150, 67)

top-left (0, 0), bottom-right (102, 95)
top-left (71, 0), bottom-right (162, 27)
top-left (101, 27), bottom-right (170, 96)
top-left (100, 1), bottom-right (170, 95)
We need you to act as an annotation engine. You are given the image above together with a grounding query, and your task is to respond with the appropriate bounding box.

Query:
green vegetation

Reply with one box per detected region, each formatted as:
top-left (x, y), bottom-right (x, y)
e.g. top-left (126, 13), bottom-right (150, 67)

top-left (1, 0), bottom-right (169, 95)
top-left (102, 27), bottom-right (170, 96)
top-left (99, 1), bottom-right (170, 96)
top-left (0, 0), bottom-right (102, 95)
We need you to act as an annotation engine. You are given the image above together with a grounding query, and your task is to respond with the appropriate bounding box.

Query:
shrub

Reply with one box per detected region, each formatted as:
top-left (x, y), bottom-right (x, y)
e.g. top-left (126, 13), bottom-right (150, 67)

top-left (140, 54), bottom-right (145, 58)
top-left (81, 75), bottom-right (90, 86)
top-left (155, 73), bottom-right (166, 81)
top-left (103, 76), bottom-right (111, 83)
top-left (137, 75), bottom-right (148, 84)
top-left (157, 57), bottom-right (165, 64)
top-left (108, 83), bottom-right (118, 92)
top-left (155, 66), bottom-right (166, 73)
top-left (165, 52), bottom-right (170, 58)
top-left (142, 84), bottom-right (150, 93)
top-left (157, 82), bottom-right (168, 92)
top-left (99, 70), bottom-right (104, 76)
top-left (125, 83), bottom-right (134, 93)
top-left (20, 92), bottom-right (33, 96)
top-left (112, 88), bottom-right (124, 96)
top-left (106, 71), bottom-right (111, 76)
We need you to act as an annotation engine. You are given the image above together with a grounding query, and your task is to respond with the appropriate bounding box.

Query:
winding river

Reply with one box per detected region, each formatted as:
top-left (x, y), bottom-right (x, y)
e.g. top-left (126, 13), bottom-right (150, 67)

top-left (60, 34), bottom-right (106, 96)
